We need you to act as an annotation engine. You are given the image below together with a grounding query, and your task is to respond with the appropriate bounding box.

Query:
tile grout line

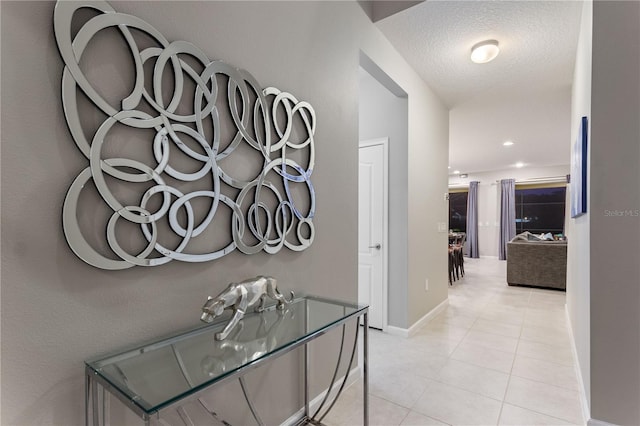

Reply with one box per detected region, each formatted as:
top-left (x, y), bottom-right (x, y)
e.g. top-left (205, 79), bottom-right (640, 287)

top-left (496, 287), bottom-right (530, 424)
top-left (499, 288), bottom-right (581, 425)
top-left (396, 408), bottom-right (410, 426)
top-left (455, 278), bottom-right (522, 425)
top-left (427, 278), bottom-right (508, 423)
top-left (503, 400), bottom-right (584, 425)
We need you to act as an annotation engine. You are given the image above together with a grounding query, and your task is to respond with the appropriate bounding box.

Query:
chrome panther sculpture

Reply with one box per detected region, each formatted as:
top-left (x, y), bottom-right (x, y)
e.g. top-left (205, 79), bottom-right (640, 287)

top-left (201, 307), bottom-right (295, 376)
top-left (200, 276), bottom-right (294, 340)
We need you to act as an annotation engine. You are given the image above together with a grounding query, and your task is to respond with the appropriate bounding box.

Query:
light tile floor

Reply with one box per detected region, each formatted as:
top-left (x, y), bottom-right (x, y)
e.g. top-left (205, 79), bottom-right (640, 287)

top-left (324, 258), bottom-right (585, 426)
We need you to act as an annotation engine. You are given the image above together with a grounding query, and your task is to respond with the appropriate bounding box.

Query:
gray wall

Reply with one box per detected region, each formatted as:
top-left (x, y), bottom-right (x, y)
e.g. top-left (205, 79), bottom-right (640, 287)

top-left (566, 0), bottom-right (592, 416)
top-left (1, 1), bottom-right (449, 424)
top-left (359, 32), bottom-right (450, 327)
top-left (589, 1), bottom-right (640, 424)
top-left (358, 67), bottom-right (409, 328)
top-left (568, 1), bottom-right (640, 424)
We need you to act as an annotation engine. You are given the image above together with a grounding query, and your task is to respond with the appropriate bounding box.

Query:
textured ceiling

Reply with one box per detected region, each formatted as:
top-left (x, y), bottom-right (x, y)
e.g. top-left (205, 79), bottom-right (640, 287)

top-left (375, 1), bottom-right (584, 175)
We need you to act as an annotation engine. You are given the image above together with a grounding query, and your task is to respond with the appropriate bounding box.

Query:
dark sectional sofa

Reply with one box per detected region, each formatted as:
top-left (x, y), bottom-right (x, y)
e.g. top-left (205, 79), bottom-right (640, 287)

top-left (506, 239), bottom-right (567, 290)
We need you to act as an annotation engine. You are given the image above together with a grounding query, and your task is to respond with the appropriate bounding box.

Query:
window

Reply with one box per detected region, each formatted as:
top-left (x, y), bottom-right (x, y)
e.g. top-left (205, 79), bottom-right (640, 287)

top-left (515, 186), bottom-right (566, 235)
top-left (448, 191), bottom-right (468, 232)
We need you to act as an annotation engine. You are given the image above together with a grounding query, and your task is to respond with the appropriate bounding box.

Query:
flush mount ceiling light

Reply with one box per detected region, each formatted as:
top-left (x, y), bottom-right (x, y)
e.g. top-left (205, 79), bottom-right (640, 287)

top-left (515, 162), bottom-right (524, 168)
top-left (503, 140), bottom-right (514, 146)
top-left (471, 40), bottom-right (500, 64)
top-left (453, 170), bottom-right (461, 174)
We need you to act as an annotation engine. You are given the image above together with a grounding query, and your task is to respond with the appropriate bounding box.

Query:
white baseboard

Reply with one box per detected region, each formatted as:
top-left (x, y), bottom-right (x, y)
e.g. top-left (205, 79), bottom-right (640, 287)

top-left (480, 255), bottom-right (499, 259)
top-left (386, 325), bottom-right (409, 338)
top-left (565, 304), bottom-right (591, 424)
top-left (386, 299), bottom-right (449, 338)
top-left (588, 419), bottom-right (618, 426)
top-left (280, 366), bottom-right (361, 426)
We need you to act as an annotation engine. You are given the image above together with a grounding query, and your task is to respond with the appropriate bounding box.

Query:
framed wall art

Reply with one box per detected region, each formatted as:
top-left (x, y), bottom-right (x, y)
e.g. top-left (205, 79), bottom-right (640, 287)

top-left (570, 116), bottom-right (588, 218)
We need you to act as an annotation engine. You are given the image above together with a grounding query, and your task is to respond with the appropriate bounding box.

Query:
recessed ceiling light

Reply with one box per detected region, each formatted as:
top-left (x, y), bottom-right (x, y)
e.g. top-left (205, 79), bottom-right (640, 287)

top-left (471, 40), bottom-right (500, 64)
top-left (448, 166), bottom-right (451, 169)
top-left (503, 141), bottom-right (514, 147)
top-left (515, 162), bottom-right (524, 168)
top-left (453, 170), bottom-right (461, 174)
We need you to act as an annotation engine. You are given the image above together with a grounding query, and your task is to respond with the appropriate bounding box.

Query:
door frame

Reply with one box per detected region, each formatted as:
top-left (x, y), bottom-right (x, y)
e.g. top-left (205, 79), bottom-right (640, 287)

top-left (359, 137), bottom-right (389, 332)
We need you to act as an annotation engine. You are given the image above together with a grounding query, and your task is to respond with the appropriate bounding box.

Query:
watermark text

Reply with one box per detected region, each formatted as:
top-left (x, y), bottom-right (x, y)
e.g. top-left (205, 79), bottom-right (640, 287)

top-left (604, 209), bottom-right (639, 217)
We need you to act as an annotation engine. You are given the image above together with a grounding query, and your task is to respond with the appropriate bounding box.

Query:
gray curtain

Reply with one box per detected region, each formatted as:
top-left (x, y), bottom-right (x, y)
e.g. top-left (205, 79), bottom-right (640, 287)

top-left (466, 181), bottom-right (479, 258)
top-left (499, 178), bottom-right (516, 260)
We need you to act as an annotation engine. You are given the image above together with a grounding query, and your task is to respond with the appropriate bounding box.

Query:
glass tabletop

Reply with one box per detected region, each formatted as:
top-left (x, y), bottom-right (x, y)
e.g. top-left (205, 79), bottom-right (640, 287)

top-left (86, 296), bottom-right (366, 414)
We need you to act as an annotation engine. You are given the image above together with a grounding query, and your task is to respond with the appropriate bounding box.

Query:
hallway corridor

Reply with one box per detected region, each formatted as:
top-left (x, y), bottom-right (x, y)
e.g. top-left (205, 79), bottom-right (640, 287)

top-left (325, 258), bottom-right (584, 425)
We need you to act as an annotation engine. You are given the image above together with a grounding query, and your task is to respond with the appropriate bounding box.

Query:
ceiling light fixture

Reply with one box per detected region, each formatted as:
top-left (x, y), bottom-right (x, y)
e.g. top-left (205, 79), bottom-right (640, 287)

top-left (515, 162), bottom-right (524, 168)
top-left (454, 170), bottom-right (460, 174)
top-left (503, 141), bottom-right (514, 146)
top-left (471, 40), bottom-right (500, 64)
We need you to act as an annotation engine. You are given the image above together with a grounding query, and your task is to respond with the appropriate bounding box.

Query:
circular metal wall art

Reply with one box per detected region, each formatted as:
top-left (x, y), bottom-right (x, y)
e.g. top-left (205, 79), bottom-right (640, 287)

top-left (54, 0), bottom-right (316, 269)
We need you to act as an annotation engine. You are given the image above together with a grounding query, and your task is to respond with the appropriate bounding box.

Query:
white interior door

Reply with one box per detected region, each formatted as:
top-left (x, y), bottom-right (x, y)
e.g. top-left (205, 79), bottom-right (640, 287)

top-left (358, 140), bottom-right (387, 330)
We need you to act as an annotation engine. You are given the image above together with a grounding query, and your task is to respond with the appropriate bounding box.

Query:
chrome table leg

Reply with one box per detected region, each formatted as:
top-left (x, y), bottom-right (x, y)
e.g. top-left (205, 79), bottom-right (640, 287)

top-left (91, 376), bottom-right (99, 426)
top-left (304, 299), bottom-right (310, 420)
top-left (363, 312), bottom-right (369, 426)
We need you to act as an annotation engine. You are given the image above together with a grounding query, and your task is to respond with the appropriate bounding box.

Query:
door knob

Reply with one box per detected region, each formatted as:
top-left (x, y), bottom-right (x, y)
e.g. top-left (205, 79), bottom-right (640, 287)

top-left (369, 244), bottom-right (381, 250)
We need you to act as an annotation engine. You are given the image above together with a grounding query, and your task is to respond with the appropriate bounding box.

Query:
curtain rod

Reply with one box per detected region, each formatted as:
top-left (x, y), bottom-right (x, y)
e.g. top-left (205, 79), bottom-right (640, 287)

top-left (450, 175), bottom-right (567, 189)
top-left (448, 182), bottom-right (477, 189)
top-left (494, 175), bottom-right (568, 184)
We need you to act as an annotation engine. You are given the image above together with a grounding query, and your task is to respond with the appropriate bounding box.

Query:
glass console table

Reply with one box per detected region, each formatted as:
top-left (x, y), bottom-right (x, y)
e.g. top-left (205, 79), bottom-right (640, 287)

top-left (85, 296), bottom-right (369, 425)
